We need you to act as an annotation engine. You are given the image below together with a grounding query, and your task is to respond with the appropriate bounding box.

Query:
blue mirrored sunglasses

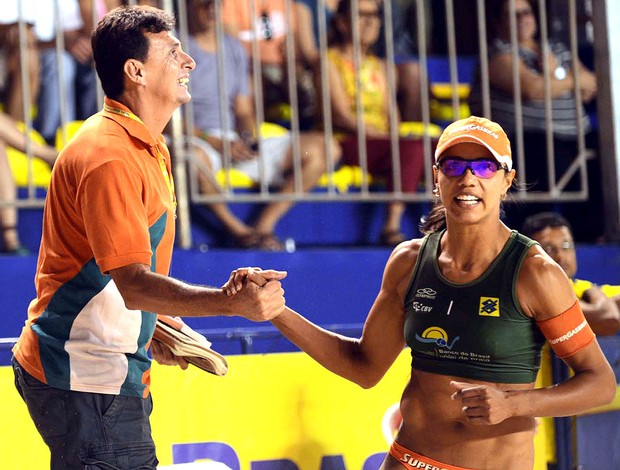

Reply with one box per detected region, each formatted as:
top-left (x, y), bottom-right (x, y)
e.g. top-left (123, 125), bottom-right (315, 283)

top-left (436, 158), bottom-right (507, 179)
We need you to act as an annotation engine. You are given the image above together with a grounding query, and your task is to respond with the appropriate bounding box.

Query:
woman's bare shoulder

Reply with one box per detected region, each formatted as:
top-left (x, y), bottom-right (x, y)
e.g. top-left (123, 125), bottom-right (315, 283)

top-left (381, 238), bottom-right (426, 286)
top-left (517, 244), bottom-right (577, 320)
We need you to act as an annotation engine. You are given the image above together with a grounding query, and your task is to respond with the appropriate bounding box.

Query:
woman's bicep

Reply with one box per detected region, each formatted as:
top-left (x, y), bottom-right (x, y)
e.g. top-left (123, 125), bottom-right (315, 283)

top-left (517, 249), bottom-right (577, 321)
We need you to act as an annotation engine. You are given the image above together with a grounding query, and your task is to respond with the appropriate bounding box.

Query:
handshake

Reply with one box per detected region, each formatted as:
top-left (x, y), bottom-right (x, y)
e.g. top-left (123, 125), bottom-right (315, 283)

top-left (151, 267), bottom-right (288, 372)
top-left (221, 266), bottom-right (288, 321)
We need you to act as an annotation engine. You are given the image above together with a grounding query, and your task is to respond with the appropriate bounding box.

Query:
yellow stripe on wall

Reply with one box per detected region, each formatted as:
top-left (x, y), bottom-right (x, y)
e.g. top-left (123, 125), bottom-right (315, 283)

top-left (0, 351), bottom-right (551, 469)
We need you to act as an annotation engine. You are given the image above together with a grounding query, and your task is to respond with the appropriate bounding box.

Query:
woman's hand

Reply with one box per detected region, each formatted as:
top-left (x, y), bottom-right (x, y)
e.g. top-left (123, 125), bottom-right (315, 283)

top-left (450, 381), bottom-right (515, 425)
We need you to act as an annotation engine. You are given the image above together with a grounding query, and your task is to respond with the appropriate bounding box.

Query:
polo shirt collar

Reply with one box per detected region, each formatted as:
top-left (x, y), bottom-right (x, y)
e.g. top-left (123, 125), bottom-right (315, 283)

top-left (102, 97), bottom-right (162, 148)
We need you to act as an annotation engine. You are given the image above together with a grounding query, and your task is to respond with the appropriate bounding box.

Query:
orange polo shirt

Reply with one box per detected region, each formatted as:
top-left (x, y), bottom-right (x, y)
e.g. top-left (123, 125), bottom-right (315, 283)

top-left (13, 97), bottom-right (176, 398)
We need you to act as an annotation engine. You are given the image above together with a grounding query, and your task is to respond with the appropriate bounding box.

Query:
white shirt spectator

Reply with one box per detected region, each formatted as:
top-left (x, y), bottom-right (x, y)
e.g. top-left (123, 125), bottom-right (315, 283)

top-left (0, 0), bottom-right (36, 24)
top-left (33, 0), bottom-right (83, 41)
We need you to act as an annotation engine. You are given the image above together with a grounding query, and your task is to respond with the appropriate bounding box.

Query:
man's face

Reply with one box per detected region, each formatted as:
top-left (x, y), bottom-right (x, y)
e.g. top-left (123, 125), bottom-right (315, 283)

top-left (142, 31), bottom-right (196, 109)
top-left (531, 226), bottom-right (578, 279)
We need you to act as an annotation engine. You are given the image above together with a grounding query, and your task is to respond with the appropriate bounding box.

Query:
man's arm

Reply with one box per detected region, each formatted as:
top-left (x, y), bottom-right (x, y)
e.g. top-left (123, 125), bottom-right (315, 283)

top-left (109, 263), bottom-right (286, 321)
top-left (233, 94), bottom-right (257, 142)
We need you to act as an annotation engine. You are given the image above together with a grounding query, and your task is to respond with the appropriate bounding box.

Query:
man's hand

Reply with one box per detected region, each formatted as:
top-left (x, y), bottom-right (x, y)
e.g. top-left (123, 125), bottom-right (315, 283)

top-left (450, 381), bottom-right (514, 425)
top-left (221, 267), bottom-right (288, 321)
top-left (222, 267), bottom-right (287, 295)
top-left (150, 338), bottom-right (189, 370)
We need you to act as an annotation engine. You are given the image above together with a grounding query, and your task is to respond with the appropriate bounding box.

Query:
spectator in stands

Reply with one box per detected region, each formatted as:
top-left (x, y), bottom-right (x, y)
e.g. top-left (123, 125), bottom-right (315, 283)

top-left (227, 115), bottom-right (615, 469)
top-left (294, 0), bottom-right (338, 68)
top-left (0, 148), bottom-right (22, 254)
top-left (374, 0), bottom-right (422, 122)
top-left (0, 1), bottom-right (39, 122)
top-left (521, 211), bottom-right (620, 336)
top-left (222, 0), bottom-right (316, 129)
top-left (33, 0), bottom-right (114, 145)
top-left (326, 0), bottom-right (426, 246)
top-left (0, 111), bottom-right (58, 255)
top-left (188, 0), bottom-right (340, 251)
top-left (11, 6), bottom-right (285, 468)
top-left (294, 0), bottom-right (341, 129)
top-left (295, 0), bottom-right (422, 123)
top-left (469, 0), bottom-right (600, 237)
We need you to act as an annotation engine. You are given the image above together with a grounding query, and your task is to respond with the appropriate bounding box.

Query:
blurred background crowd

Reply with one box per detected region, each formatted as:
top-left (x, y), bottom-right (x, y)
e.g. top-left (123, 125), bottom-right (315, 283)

top-left (0, 0), bottom-right (612, 253)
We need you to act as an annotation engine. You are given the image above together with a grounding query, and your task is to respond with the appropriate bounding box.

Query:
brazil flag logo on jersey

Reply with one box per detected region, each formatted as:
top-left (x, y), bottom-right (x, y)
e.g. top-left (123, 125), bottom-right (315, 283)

top-left (479, 297), bottom-right (500, 317)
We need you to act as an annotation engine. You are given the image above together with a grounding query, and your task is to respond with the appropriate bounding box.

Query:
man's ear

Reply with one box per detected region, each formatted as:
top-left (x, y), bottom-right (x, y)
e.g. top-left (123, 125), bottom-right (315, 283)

top-left (124, 59), bottom-right (145, 86)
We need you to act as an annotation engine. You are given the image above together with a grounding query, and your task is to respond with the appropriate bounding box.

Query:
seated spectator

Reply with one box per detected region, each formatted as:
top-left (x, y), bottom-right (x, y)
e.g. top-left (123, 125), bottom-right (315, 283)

top-left (469, 0), bottom-right (602, 239)
top-left (0, 1), bottom-right (39, 121)
top-left (294, 0), bottom-right (343, 129)
top-left (295, 0), bottom-right (422, 123)
top-left (33, 0), bottom-right (111, 145)
top-left (373, 0), bottom-right (422, 122)
top-left (221, 0), bottom-right (317, 129)
top-left (326, 0), bottom-right (426, 245)
top-left (294, 0), bottom-right (338, 69)
top-left (469, 0), bottom-right (600, 237)
top-left (187, 0), bottom-right (340, 251)
top-left (0, 111), bottom-right (58, 255)
top-left (521, 211), bottom-right (620, 336)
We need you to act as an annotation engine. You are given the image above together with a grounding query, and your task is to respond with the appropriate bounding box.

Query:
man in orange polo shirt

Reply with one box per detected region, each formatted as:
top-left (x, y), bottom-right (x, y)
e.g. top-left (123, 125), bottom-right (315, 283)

top-left (11, 5), bottom-right (286, 469)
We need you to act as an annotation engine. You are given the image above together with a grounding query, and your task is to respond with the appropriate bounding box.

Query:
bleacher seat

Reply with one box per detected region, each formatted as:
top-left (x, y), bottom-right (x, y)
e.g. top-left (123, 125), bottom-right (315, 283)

top-left (426, 55), bottom-right (478, 125)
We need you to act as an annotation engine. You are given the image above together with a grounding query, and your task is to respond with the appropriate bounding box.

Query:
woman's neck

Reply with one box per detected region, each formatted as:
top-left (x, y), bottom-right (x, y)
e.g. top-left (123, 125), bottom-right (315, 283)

top-left (338, 42), bottom-right (370, 58)
top-left (440, 221), bottom-right (512, 271)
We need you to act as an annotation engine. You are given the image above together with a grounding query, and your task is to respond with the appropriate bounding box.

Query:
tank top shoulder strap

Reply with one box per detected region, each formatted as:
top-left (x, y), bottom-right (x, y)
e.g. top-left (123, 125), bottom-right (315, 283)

top-left (404, 231), bottom-right (442, 301)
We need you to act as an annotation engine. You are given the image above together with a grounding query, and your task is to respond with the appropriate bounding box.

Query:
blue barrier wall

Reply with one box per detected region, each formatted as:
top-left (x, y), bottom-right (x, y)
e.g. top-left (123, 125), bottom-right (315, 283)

top-left (3, 243), bottom-right (620, 353)
top-left (2, 244), bottom-right (620, 467)
top-left (0, 247), bottom-right (394, 360)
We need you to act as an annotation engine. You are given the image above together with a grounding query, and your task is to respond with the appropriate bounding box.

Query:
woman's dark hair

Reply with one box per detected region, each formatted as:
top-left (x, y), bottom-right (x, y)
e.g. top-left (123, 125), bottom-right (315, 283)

top-left (419, 203), bottom-right (447, 235)
top-left (520, 212), bottom-right (572, 238)
top-left (92, 5), bottom-right (176, 100)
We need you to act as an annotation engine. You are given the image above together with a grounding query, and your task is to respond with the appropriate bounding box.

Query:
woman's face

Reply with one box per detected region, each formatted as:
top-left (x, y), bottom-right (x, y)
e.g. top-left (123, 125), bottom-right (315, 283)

top-left (501, 0), bottom-right (537, 43)
top-left (435, 142), bottom-right (515, 226)
top-left (339, 0), bottom-right (382, 48)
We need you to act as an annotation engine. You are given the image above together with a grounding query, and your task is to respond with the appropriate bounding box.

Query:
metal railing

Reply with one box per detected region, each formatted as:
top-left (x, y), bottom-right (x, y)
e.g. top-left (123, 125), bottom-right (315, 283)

top-left (3, 0), bottom-right (612, 242)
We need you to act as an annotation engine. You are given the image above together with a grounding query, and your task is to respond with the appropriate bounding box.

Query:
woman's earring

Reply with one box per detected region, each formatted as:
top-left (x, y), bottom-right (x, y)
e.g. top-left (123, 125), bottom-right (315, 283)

top-left (432, 186), bottom-right (440, 197)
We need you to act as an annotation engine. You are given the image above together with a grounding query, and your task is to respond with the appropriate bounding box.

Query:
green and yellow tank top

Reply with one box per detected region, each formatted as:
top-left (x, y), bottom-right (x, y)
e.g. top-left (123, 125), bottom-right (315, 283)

top-left (403, 230), bottom-right (546, 384)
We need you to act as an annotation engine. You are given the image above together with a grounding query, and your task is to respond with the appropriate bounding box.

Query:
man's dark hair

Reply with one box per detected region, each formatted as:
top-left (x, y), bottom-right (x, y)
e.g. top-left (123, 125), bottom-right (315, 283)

top-left (92, 5), bottom-right (176, 100)
top-left (520, 212), bottom-right (572, 239)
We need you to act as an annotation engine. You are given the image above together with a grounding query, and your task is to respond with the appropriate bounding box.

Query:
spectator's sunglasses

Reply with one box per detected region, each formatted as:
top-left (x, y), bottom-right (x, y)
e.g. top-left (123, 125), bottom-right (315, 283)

top-left (436, 157), bottom-right (507, 179)
top-left (259, 12), bottom-right (273, 40)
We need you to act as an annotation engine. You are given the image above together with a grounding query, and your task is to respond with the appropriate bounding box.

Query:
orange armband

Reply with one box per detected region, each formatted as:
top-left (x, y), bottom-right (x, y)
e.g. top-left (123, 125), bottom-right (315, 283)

top-left (536, 300), bottom-right (595, 358)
